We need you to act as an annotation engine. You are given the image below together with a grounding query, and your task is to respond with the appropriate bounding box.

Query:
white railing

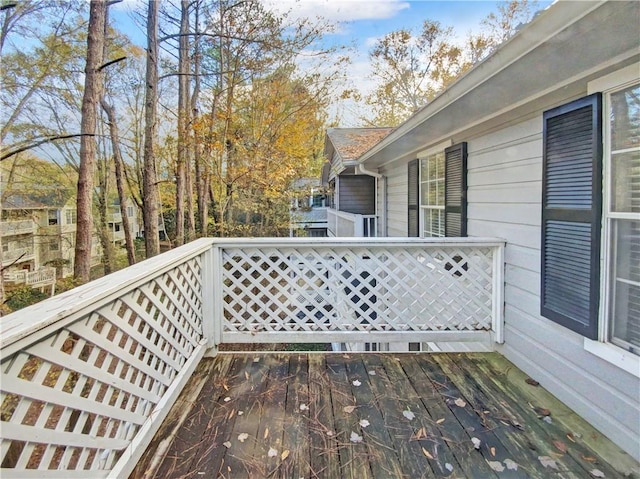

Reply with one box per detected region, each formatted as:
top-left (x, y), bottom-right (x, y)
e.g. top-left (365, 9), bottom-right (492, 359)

top-left (327, 209), bottom-right (377, 237)
top-left (0, 237), bottom-right (504, 478)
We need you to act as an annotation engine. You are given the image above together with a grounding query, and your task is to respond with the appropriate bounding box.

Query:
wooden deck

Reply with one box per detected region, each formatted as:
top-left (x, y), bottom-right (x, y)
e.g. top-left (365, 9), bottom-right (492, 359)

top-left (131, 353), bottom-right (634, 479)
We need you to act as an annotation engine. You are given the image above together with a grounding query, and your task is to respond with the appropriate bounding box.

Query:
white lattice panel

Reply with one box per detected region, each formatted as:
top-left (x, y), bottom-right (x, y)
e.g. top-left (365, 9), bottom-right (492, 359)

top-left (221, 244), bottom-right (497, 337)
top-left (0, 257), bottom-right (204, 476)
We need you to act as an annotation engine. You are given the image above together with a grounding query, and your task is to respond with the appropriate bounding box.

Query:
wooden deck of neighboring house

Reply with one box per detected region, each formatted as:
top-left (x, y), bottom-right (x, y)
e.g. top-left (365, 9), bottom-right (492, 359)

top-left (131, 352), bottom-right (633, 479)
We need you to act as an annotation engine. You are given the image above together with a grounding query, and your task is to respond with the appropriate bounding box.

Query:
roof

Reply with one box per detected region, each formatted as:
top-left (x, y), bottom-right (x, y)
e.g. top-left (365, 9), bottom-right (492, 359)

top-left (325, 128), bottom-right (394, 164)
top-left (359, 1), bottom-right (640, 168)
top-left (3, 190), bottom-right (74, 210)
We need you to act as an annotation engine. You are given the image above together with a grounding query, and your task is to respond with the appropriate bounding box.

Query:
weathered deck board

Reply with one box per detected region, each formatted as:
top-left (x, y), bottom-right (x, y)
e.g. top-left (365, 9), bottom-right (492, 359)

top-left (131, 353), bottom-right (634, 479)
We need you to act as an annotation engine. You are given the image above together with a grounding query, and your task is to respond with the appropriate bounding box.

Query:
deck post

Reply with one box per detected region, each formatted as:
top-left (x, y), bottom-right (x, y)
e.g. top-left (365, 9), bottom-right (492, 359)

top-left (201, 244), bottom-right (219, 354)
top-left (492, 242), bottom-right (505, 344)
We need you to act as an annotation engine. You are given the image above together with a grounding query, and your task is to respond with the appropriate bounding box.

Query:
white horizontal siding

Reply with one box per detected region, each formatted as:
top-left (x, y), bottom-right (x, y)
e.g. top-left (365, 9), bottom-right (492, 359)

top-left (381, 158), bottom-right (410, 237)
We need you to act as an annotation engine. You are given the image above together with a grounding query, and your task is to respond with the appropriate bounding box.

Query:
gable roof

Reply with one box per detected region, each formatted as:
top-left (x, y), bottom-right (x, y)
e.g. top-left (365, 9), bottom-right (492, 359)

top-left (325, 128), bottom-right (394, 168)
top-left (359, 1), bottom-right (640, 168)
top-left (3, 190), bottom-right (75, 210)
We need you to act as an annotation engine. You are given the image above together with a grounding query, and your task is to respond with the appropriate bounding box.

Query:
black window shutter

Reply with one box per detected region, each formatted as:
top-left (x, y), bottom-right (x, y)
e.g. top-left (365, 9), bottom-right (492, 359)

top-left (541, 93), bottom-right (602, 339)
top-left (408, 159), bottom-right (419, 237)
top-left (444, 142), bottom-right (468, 237)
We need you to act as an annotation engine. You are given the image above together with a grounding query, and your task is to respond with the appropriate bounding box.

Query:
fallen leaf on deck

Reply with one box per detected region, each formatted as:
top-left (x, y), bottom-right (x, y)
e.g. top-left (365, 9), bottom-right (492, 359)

top-left (238, 433), bottom-right (249, 443)
top-left (538, 455), bottom-right (559, 469)
top-left (359, 419), bottom-right (370, 428)
top-left (553, 440), bottom-right (567, 453)
top-left (342, 354), bottom-right (350, 359)
top-left (368, 370), bottom-right (376, 376)
top-left (471, 437), bottom-right (481, 449)
top-left (525, 378), bottom-right (540, 386)
top-left (490, 447), bottom-right (496, 457)
top-left (223, 441), bottom-right (231, 448)
top-left (350, 431), bottom-right (363, 443)
top-left (352, 380), bottom-right (362, 386)
top-left (245, 371), bottom-right (249, 380)
top-left (566, 432), bottom-right (576, 443)
top-left (299, 403), bottom-right (309, 411)
top-left (326, 430), bottom-right (334, 436)
top-left (487, 460), bottom-right (505, 472)
top-left (504, 458), bottom-right (518, 470)
top-left (238, 411), bottom-right (243, 416)
top-left (454, 398), bottom-right (467, 408)
top-left (534, 406), bottom-right (551, 417)
top-left (582, 455), bottom-right (597, 463)
top-left (436, 418), bottom-right (445, 424)
top-left (590, 469), bottom-right (605, 477)
top-left (264, 428), bottom-right (269, 439)
top-left (223, 384), bottom-right (229, 391)
top-left (445, 463), bottom-right (453, 472)
top-left (343, 405), bottom-right (356, 414)
top-left (281, 450), bottom-right (290, 460)
top-left (403, 410), bottom-right (416, 420)
top-left (253, 357), bottom-right (260, 362)
top-left (411, 427), bottom-right (427, 440)
top-left (421, 447), bottom-right (433, 459)
top-left (224, 397), bottom-right (231, 402)
top-left (543, 416), bottom-right (553, 424)
top-left (268, 447), bottom-right (277, 458)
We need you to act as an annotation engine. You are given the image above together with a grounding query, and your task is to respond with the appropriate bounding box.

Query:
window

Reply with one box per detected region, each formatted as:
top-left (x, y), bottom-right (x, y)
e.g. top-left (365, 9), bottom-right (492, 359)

top-left (420, 152), bottom-right (445, 237)
top-left (408, 142), bottom-right (467, 238)
top-left (48, 210), bottom-right (58, 226)
top-left (66, 210), bottom-right (76, 225)
top-left (127, 206), bottom-right (134, 217)
top-left (605, 83), bottom-right (640, 352)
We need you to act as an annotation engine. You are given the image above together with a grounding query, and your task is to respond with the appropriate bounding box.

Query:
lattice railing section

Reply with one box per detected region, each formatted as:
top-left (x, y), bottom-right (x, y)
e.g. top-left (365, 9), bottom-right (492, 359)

top-left (221, 242), bottom-right (501, 341)
top-left (0, 251), bottom-right (206, 478)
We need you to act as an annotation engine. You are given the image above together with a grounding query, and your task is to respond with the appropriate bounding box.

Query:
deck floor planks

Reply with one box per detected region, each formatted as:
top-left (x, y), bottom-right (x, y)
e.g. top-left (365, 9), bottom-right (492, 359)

top-left (256, 354), bottom-right (290, 477)
top-left (433, 354), bottom-right (573, 476)
top-left (133, 352), bottom-right (635, 479)
top-left (341, 354), bottom-right (406, 479)
top-left (307, 354), bottom-right (341, 478)
top-left (373, 354), bottom-right (465, 478)
top-left (413, 354), bottom-right (528, 479)
top-left (221, 354), bottom-right (273, 478)
top-left (469, 355), bottom-right (627, 479)
top-left (280, 353), bottom-right (311, 479)
top-left (398, 355), bottom-right (499, 479)
top-left (435, 354), bottom-right (595, 477)
top-left (360, 354), bottom-right (435, 478)
top-left (325, 354), bottom-right (373, 479)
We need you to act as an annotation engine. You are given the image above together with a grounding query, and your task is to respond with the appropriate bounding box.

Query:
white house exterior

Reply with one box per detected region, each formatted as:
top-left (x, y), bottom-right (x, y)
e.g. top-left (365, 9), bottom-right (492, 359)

top-left (353, 0), bottom-right (639, 462)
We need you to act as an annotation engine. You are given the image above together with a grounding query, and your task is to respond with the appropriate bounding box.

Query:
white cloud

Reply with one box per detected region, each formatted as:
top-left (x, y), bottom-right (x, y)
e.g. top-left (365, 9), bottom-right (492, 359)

top-left (262, 0), bottom-right (410, 23)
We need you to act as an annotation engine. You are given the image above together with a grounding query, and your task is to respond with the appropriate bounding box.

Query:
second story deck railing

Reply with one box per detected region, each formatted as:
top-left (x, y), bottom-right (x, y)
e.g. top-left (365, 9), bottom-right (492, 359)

top-left (0, 237), bottom-right (504, 478)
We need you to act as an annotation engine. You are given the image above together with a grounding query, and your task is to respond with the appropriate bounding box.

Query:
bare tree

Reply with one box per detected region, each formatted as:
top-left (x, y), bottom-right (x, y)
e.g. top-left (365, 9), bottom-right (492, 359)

top-left (74, 0), bottom-right (107, 281)
top-left (142, 0), bottom-right (160, 257)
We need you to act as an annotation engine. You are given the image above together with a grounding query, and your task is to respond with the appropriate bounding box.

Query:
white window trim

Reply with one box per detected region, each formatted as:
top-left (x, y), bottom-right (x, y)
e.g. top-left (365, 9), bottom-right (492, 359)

top-left (586, 63), bottom-right (640, 375)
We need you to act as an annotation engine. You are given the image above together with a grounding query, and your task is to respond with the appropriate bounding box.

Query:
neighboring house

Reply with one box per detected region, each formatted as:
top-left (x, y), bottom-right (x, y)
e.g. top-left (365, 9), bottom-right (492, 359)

top-left (108, 197), bottom-right (143, 245)
top-left (289, 178), bottom-right (328, 237)
top-left (1, 191), bottom-right (102, 280)
top-left (323, 128), bottom-right (394, 237)
top-left (337, 1), bottom-right (639, 462)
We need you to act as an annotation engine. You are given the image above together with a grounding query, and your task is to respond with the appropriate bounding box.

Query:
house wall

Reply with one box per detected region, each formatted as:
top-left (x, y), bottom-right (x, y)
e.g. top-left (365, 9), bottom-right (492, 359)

top-left (378, 100), bottom-right (640, 462)
top-left (338, 175), bottom-right (376, 215)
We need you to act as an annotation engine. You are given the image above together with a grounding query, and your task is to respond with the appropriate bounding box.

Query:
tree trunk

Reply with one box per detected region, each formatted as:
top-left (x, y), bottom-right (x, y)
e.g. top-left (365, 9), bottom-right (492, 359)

top-left (74, 0), bottom-right (107, 281)
top-left (175, 0), bottom-right (190, 246)
top-left (101, 99), bottom-right (136, 265)
top-left (142, 0), bottom-right (160, 257)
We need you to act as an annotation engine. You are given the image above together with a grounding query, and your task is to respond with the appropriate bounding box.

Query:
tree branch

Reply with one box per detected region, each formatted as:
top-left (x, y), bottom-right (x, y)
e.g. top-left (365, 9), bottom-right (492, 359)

top-left (0, 134), bottom-right (97, 161)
